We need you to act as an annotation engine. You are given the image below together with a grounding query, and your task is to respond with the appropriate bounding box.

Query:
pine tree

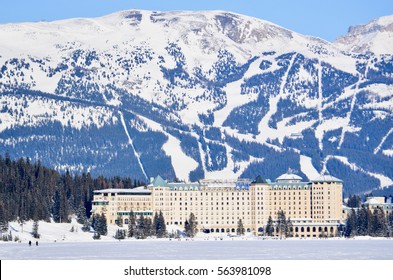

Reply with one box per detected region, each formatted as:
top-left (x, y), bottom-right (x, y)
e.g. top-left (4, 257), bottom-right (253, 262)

top-left (388, 212), bottom-right (393, 237)
top-left (93, 231), bottom-right (101, 240)
top-left (184, 213), bottom-right (198, 237)
top-left (356, 205), bottom-right (370, 236)
top-left (136, 215), bottom-right (146, 239)
top-left (0, 204), bottom-right (8, 233)
top-left (115, 229), bottom-right (126, 240)
top-left (285, 217), bottom-right (293, 237)
top-left (190, 213), bottom-right (198, 237)
top-left (157, 211), bottom-right (167, 238)
top-left (92, 213), bottom-right (107, 236)
top-left (347, 195), bottom-right (361, 208)
top-left (153, 212), bottom-right (159, 235)
top-left (116, 215), bottom-right (123, 227)
top-left (371, 207), bottom-right (387, 237)
top-left (127, 211), bottom-right (136, 238)
top-left (237, 219), bottom-right (245, 235)
top-left (345, 209), bottom-right (357, 237)
top-left (92, 214), bottom-right (99, 232)
top-left (52, 190), bottom-right (61, 223)
top-left (32, 220), bottom-right (40, 239)
top-left (184, 219), bottom-right (191, 237)
top-left (145, 217), bottom-right (153, 237)
top-left (82, 219), bottom-right (91, 232)
top-left (265, 215), bottom-right (274, 236)
top-left (76, 203), bottom-right (87, 225)
top-left (100, 213), bottom-right (108, 236)
top-left (276, 210), bottom-right (287, 238)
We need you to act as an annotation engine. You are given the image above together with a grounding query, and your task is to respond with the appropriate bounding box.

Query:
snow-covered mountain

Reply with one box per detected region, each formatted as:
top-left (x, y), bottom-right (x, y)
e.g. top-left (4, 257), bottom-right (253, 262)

top-left (0, 10), bottom-right (392, 195)
top-left (335, 14), bottom-right (393, 54)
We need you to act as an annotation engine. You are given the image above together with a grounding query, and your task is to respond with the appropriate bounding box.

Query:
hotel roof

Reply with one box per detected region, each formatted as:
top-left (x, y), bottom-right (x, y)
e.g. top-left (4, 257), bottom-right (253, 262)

top-left (312, 174), bottom-right (342, 183)
top-left (93, 187), bottom-right (151, 194)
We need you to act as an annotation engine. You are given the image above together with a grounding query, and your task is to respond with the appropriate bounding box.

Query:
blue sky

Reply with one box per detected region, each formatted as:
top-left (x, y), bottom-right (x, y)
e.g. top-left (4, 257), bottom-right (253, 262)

top-left (1, 0), bottom-right (392, 41)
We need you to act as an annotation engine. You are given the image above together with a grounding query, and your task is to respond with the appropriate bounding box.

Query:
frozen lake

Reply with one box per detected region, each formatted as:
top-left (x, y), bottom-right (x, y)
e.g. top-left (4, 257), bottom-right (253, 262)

top-left (1, 239), bottom-right (393, 260)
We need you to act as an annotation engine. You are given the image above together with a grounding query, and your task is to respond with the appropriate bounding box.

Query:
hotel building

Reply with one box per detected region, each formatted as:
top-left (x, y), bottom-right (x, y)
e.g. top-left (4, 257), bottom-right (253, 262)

top-left (91, 171), bottom-right (344, 237)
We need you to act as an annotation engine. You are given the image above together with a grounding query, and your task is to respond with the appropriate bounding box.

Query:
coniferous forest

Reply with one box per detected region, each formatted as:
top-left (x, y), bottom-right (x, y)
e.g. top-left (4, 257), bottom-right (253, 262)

top-left (2, 153), bottom-right (393, 239)
top-left (0, 153), bottom-right (144, 226)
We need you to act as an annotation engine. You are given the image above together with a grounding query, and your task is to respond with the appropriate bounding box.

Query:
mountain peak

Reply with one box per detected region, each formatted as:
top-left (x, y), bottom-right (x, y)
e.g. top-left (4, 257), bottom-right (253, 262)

top-left (334, 14), bottom-right (393, 54)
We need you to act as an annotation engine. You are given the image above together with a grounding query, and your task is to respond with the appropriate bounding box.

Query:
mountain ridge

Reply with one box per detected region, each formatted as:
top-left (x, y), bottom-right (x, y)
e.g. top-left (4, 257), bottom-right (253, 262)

top-left (334, 14), bottom-right (393, 54)
top-left (0, 10), bottom-right (392, 195)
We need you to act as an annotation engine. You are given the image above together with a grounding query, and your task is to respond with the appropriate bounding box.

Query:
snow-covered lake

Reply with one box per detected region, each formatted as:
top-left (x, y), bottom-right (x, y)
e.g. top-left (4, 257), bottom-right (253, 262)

top-left (1, 239), bottom-right (392, 260)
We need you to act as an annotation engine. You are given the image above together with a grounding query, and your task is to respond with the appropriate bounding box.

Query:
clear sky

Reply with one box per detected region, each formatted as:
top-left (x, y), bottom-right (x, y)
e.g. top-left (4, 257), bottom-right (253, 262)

top-left (1, 0), bottom-right (392, 41)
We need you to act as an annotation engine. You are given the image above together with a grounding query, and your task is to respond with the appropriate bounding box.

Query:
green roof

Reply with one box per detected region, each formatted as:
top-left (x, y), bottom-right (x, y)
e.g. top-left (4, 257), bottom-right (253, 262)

top-left (151, 175), bottom-right (168, 187)
top-left (253, 175), bottom-right (267, 184)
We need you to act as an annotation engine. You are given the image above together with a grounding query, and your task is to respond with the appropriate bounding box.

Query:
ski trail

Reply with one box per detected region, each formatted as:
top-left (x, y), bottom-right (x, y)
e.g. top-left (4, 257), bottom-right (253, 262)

top-left (330, 155), bottom-right (393, 188)
top-left (337, 80), bottom-right (359, 149)
top-left (118, 111), bottom-right (148, 179)
top-left (197, 140), bottom-right (207, 176)
top-left (213, 57), bottom-right (263, 127)
top-left (321, 155), bottom-right (332, 174)
top-left (338, 60), bottom-right (370, 149)
top-left (257, 53), bottom-right (296, 140)
top-left (374, 127), bottom-right (393, 155)
top-left (317, 61), bottom-right (323, 150)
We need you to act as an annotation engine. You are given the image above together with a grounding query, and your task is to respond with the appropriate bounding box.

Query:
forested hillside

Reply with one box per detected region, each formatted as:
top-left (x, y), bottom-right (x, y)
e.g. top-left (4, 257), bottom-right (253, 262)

top-left (0, 153), bottom-right (144, 226)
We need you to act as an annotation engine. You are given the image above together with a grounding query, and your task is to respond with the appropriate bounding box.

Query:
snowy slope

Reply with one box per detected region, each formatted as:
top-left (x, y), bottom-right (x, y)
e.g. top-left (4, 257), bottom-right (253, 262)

top-left (0, 10), bottom-right (392, 193)
top-left (334, 15), bottom-right (393, 54)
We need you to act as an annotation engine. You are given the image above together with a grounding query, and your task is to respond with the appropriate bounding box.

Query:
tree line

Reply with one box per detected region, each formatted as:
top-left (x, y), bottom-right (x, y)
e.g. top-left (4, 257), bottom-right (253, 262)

top-left (0, 153), bottom-right (145, 234)
top-left (345, 205), bottom-right (393, 237)
top-left (89, 211), bottom-right (199, 240)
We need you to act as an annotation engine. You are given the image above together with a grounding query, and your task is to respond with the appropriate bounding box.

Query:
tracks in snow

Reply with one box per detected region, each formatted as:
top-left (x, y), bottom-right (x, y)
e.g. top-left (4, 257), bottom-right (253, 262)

top-left (374, 127), bottom-right (393, 155)
top-left (118, 111), bottom-right (148, 180)
top-left (337, 60), bottom-right (370, 150)
top-left (257, 53), bottom-right (296, 142)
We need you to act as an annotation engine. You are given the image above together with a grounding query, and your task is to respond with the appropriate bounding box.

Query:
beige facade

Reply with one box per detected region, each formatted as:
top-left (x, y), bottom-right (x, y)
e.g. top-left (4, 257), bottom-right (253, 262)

top-left (91, 172), bottom-right (344, 237)
top-left (363, 196), bottom-right (393, 216)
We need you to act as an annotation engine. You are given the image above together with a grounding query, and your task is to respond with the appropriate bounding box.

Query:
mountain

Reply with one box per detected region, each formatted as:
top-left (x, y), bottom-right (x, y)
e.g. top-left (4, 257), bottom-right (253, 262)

top-left (0, 10), bottom-right (392, 195)
top-left (335, 14), bottom-right (393, 54)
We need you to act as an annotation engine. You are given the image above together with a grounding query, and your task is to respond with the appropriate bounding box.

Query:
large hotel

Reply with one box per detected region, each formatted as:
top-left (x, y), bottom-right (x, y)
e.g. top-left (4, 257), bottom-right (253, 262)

top-left (92, 171), bottom-right (344, 237)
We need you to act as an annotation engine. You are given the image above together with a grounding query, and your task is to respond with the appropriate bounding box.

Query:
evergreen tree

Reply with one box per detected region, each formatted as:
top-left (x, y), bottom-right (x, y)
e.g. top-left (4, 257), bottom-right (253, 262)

top-left (100, 213), bottom-right (108, 236)
top-left (116, 215), bottom-right (123, 227)
top-left (153, 212), bottom-right (159, 235)
top-left (190, 213), bottom-right (198, 237)
top-left (0, 205), bottom-right (8, 233)
top-left (388, 212), bottom-right (393, 237)
top-left (347, 195), bottom-right (361, 208)
top-left (92, 213), bottom-right (107, 236)
top-left (32, 220), bottom-right (40, 239)
top-left (285, 217), bottom-right (293, 237)
top-left (184, 213), bottom-right (198, 237)
top-left (237, 219), bottom-right (245, 235)
top-left (136, 215), bottom-right (146, 239)
top-left (371, 207), bottom-right (387, 237)
top-left (157, 211), bottom-right (167, 238)
top-left (356, 205), bottom-right (370, 235)
top-left (115, 229), bottom-right (126, 240)
top-left (127, 211), bottom-right (137, 238)
top-left (265, 215), bottom-right (274, 236)
top-left (184, 219), bottom-right (191, 237)
top-left (276, 210), bottom-right (287, 238)
top-left (145, 217), bottom-right (153, 237)
top-left (345, 209), bottom-right (357, 237)
top-left (52, 190), bottom-right (61, 223)
top-left (81, 219), bottom-right (91, 232)
top-left (76, 203), bottom-right (87, 225)
top-left (93, 231), bottom-right (101, 240)
top-left (92, 214), bottom-right (100, 233)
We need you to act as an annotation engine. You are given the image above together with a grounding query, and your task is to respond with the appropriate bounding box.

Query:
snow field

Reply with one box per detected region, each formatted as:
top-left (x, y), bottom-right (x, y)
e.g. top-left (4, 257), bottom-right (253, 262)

top-left (1, 219), bottom-right (393, 259)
